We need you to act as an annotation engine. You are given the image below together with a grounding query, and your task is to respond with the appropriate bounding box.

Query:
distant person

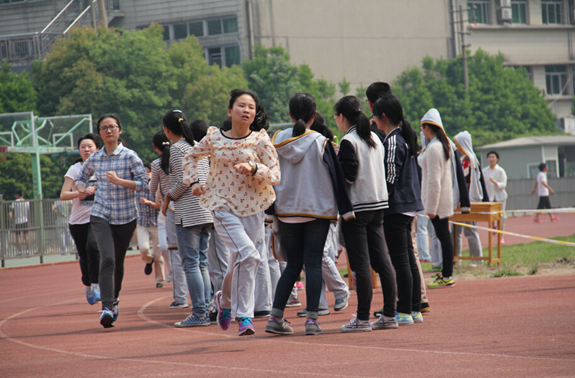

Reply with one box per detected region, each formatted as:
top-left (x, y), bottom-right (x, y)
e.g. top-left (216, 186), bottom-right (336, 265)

top-left (11, 189), bottom-right (31, 254)
top-left (532, 163), bottom-right (559, 223)
top-left (60, 133), bottom-right (101, 305)
top-left (482, 151), bottom-right (508, 241)
top-left (365, 81), bottom-right (392, 142)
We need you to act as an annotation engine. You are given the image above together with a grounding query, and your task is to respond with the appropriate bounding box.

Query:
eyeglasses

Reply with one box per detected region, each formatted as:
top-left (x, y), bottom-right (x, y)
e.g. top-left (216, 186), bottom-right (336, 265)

top-left (332, 114), bottom-right (338, 119)
top-left (99, 125), bottom-right (119, 132)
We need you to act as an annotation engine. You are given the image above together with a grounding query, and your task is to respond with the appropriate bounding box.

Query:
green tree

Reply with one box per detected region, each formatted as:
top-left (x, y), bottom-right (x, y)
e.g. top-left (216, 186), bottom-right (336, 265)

top-left (392, 49), bottom-right (557, 146)
top-left (0, 60), bottom-right (37, 113)
top-left (338, 77), bottom-right (350, 96)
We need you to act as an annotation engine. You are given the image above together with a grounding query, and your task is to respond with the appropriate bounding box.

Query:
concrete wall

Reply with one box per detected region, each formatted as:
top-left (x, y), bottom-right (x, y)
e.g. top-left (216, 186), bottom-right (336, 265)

top-left (0, 0), bottom-right (68, 35)
top-left (506, 177), bottom-right (575, 211)
top-left (480, 145), bottom-right (544, 179)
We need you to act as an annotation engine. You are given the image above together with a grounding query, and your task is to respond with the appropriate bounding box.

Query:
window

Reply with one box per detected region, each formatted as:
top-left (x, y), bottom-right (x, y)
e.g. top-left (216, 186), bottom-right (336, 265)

top-left (207, 45), bottom-right (241, 67)
top-left (224, 45), bottom-right (240, 67)
top-left (541, 0), bottom-right (562, 24)
top-left (511, 1), bottom-right (527, 24)
top-left (207, 20), bottom-right (222, 36)
top-left (468, 1), bottom-right (490, 24)
top-left (173, 23), bottom-right (188, 40)
top-left (545, 65), bottom-right (567, 95)
top-left (161, 25), bottom-right (170, 41)
top-left (188, 21), bottom-right (204, 37)
top-left (223, 17), bottom-right (238, 34)
top-left (0, 0), bottom-right (25, 4)
top-left (208, 47), bottom-right (222, 66)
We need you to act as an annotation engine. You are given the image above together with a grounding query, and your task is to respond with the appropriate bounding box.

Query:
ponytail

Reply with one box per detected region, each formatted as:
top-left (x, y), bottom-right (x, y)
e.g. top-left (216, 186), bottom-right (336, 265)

top-left (310, 113), bottom-right (334, 141)
top-left (162, 110), bottom-right (195, 147)
top-left (334, 95), bottom-right (375, 148)
top-left (289, 92), bottom-right (317, 137)
top-left (400, 117), bottom-right (419, 157)
top-left (152, 130), bottom-right (171, 174)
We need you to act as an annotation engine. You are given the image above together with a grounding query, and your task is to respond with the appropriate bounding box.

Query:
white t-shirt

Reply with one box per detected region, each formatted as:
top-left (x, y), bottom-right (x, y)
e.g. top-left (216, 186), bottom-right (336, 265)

top-left (536, 171), bottom-right (549, 197)
top-left (11, 199), bottom-right (29, 224)
top-left (65, 162), bottom-right (96, 225)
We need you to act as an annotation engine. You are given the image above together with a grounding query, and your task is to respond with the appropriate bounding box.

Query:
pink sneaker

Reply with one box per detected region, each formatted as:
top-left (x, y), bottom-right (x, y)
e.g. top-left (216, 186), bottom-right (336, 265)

top-left (296, 281), bottom-right (304, 290)
top-left (551, 217), bottom-right (559, 222)
top-left (533, 218), bottom-right (542, 224)
top-left (500, 237), bottom-right (505, 244)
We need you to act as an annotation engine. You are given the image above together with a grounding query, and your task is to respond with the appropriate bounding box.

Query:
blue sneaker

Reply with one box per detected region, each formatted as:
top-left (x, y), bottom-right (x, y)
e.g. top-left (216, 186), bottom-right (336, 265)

top-left (86, 287), bottom-right (96, 305)
top-left (396, 312), bottom-right (414, 326)
top-left (238, 317), bottom-right (255, 336)
top-left (92, 284), bottom-right (101, 303)
top-left (175, 314), bottom-right (210, 327)
top-left (112, 300), bottom-right (119, 321)
top-left (411, 311), bottom-right (423, 323)
top-left (215, 291), bottom-right (231, 331)
top-left (100, 308), bottom-right (114, 328)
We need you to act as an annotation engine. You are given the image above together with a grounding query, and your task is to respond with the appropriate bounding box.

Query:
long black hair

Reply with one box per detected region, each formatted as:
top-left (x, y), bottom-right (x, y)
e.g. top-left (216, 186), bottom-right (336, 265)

top-left (152, 130), bottom-right (171, 174)
top-left (289, 92), bottom-right (317, 137)
top-left (162, 110), bottom-right (195, 146)
top-left (334, 95), bottom-right (375, 148)
top-left (228, 89), bottom-right (270, 131)
top-left (310, 113), bottom-right (334, 141)
top-left (372, 95), bottom-right (419, 157)
top-left (190, 119), bottom-right (209, 142)
top-left (424, 123), bottom-right (451, 161)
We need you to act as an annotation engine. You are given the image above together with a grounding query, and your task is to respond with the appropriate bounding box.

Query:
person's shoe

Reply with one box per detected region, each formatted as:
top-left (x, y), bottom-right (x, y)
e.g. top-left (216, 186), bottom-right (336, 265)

top-left (501, 237), bottom-right (505, 244)
top-left (238, 317), bottom-right (255, 336)
top-left (411, 311), bottom-right (423, 323)
top-left (215, 291), bottom-right (231, 331)
top-left (112, 299), bottom-right (119, 321)
top-left (254, 310), bottom-right (271, 318)
top-left (431, 263), bottom-right (442, 271)
top-left (419, 259), bottom-right (431, 263)
top-left (285, 295), bottom-right (301, 307)
top-left (305, 318), bottom-right (322, 335)
top-left (371, 315), bottom-right (398, 330)
top-left (341, 316), bottom-right (371, 332)
top-left (296, 281), bottom-right (304, 290)
top-left (99, 308), bottom-right (114, 328)
top-left (144, 259), bottom-right (154, 275)
top-left (334, 293), bottom-right (350, 311)
top-left (420, 303), bottom-right (430, 313)
top-left (174, 314), bottom-right (210, 327)
top-left (469, 263), bottom-right (478, 268)
top-left (551, 217), bottom-right (559, 222)
top-left (265, 316), bottom-right (293, 335)
top-left (86, 286), bottom-right (96, 305)
top-left (297, 308), bottom-right (330, 317)
top-left (156, 282), bottom-right (164, 288)
top-left (170, 302), bottom-right (188, 309)
top-left (396, 312), bottom-right (414, 326)
top-left (428, 274), bottom-right (455, 289)
top-left (92, 284), bottom-right (101, 303)
top-left (533, 218), bottom-right (542, 224)
top-left (373, 307), bottom-right (384, 318)
top-left (209, 308), bottom-right (218, 324)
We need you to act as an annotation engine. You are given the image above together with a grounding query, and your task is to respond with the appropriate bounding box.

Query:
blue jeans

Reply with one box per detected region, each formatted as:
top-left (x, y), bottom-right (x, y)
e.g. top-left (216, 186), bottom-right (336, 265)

top-left (271, 219), bottom-right (331, 319)
top-left (176, 223), bottom-right (212, 318)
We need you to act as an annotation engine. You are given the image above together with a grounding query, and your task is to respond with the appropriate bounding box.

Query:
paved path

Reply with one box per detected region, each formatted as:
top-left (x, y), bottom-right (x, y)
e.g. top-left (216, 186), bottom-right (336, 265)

top-left (1, 257), bottom-right (574, 377)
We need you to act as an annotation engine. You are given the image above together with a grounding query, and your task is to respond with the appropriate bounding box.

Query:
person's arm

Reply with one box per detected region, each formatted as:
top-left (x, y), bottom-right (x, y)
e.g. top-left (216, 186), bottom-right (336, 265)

top-left (423, 147), bottom-right (443, 218)
top-left (182, 131), bottom-right (213, 187)
top-left (542, 180), bottom-right (554, 195)
top-left (384, 134), bottom-right (405, 193)
top-left (139, 197), bottom-right (161, 210)
top-left (495, 167), bottom-right (507, 190)
top-left (149, 161), bottom-right (161, 194)
top-left (337, 139), bottom-right (359, 184)
top-left (76, 160), bottom-right (94, 193)
top-left (323, 139), bottom-right (354, 221)
top-left (60, 177), bottom-right (79, 201)
top-left (454, 150), bottom-right (470, 211)
top-left (532, 179), bottom-right (538, 195)
top-left (251, 131), bottom-right (281, 186)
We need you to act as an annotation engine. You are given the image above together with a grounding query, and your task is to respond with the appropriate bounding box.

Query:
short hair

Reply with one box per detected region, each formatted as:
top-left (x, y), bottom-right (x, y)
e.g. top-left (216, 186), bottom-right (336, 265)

top-left (15, 189), bottom-right (23, 197)
top-left (366, 82), bottom-right (392, 103)
top-left (144, 162), bottom-right (152, 171)
top-left (486, 151), bottom-right (499, 160)
top-left (538, 162), bottom-right (547, 171)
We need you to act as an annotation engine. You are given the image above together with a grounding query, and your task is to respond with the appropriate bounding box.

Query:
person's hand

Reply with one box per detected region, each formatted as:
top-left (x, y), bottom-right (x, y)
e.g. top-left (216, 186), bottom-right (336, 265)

top-left (550, 188), bottom-right (554, 195)
top-left (191, 183), bottom-right (207, 196)
top-left (531, 189), bottom-right (536, 195)
top-left (234, 162), bottom-right (253, 176)
top-left (427, 213), bottom-right (436, 219)
top-left (139, 198), bottom-right (147, 204)
top-left (106, 171), bottom-right (119, 184)
top-left (77, 190), bottom-right (87, 200)
top-left (489, 176), bottom-right (496, 184)
top-left (161, 198), bottom-right (169, 217)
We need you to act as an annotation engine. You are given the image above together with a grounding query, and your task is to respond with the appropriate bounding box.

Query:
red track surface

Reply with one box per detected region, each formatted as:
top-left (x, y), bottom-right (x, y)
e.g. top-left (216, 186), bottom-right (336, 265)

top-left (1, 256), bottom-right (574, 377)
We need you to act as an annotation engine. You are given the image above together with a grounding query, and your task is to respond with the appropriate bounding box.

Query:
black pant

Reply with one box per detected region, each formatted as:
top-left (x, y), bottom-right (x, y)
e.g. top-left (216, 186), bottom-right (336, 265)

top-left (383, 213), bottom-right (421, 314)
top-left (430, 216), bottom-right (454, 278)
top-left (342, 210), bottom-right (397, 320)
top-left (69, 223), bottom-right (100, 287)
top-left (272, 219), bottom-right (330, 318)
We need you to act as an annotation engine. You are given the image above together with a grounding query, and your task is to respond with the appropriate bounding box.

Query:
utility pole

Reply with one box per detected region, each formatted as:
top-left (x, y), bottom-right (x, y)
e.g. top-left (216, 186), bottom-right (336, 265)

top-left (90, 0), bottom-right (97, 30)
top-left (98, 0), bottom-right (108, 29)
top-left (453, 5), bottom-right (473, 90)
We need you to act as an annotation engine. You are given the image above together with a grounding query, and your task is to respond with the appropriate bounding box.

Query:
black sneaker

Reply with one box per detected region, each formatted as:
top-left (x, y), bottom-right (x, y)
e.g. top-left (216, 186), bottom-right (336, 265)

top-left (285, 295), bottom-right (301, 307)
top-left (373, 307), bottom-right (384, 318)
top-left (145, 258), bottom-right (154, 275)
top-left (170, 301), bottom-right (188, 309)
top-left (209, 308), bottom-right (218, 324)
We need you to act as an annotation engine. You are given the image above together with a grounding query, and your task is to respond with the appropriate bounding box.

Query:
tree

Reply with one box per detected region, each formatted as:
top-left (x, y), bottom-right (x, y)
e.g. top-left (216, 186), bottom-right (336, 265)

top-left (0, 60), bottom-right (37, 113)
top-left (392, 49), bottom-right (557, 146)
top-left (338, 77), bottom-right (350, 96)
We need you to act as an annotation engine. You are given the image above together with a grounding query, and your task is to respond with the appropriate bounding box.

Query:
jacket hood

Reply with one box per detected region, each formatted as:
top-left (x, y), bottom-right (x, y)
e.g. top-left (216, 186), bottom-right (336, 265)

top-left (420, 108), bottom-right (444, 131)
top-left (454, 131), bottom-right (479, 169)
top-left (273, 129), bottom-right (324, 164)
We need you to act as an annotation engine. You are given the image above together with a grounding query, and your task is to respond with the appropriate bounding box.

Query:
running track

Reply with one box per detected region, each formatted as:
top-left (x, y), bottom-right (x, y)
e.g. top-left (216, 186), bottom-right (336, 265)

top-left (1, 256), bottom-right (574, 377)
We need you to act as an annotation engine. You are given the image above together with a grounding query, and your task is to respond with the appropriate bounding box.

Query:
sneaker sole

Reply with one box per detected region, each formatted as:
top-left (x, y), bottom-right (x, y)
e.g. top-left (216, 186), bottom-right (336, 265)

top-left (170, 304), bottom-right (189, 309)
top-left (334, 302), bottom-right (348, 312)
top-left (239, 328), bottom-right (255, 336)
top-left (340, 326), bottom-right (371, 333)
top-left (305, 329), bottom-right (323, 335)
top-left (265, 328), bottom-right (293, 335)
top-left (285, 303), bottom-right (302, 307)
top-left (174, 322), bottom-right (210, 328)
top-left (371, 324), bottom-right (398, 330)
top-left (428, 283), bottom-right (455, 289)
top-left (398, 321), bottom-right (414, 326)
top-left (297, 309), bottom-right (330, 317)
top-left (100, 315), bottom-right (114, 328)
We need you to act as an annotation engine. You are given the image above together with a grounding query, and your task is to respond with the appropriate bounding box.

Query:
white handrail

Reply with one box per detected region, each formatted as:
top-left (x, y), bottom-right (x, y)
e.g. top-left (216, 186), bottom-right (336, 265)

top-left (63, 4), bottom-right (92, 34)
top-left (41, 0), bottom-right (77, 34)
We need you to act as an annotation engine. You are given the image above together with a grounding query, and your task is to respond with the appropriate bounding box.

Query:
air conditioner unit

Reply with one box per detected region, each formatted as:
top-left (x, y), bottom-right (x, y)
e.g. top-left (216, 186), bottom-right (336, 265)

top-left (501, 0), bottom-right (511, 7)
top-left (501, 8), bottom-right (512, 21)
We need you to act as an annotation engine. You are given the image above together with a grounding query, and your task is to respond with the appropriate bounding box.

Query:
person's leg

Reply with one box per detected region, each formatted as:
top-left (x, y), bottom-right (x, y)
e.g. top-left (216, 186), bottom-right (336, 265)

top-left (85, 223), bottom-right (100, 285)
top-left (341, 212), bottom-right (373, 321)
top-left (167, 208), bottom-right (188, 305)
top-left (453, 222), bottom-right (463, 257)
top-left (254, 223), bottom-right (272, 314)
top-left (415, 212), bottom-right (431, 261)
top-left (322, 224), bottom-right (349, 302)
top-left (464, 222), bottom-right (482, 263)
top-left (383, 213), bottom-right (413, 315)
top-left (207, 226), bottom-right (229, 302)
top-left (157, 213), bottom-right (171, 278)
top-left (300, 220), bottom-right (330, 319)
top-left (90, 216), bottom-right (116, 310)
top-left (137, 225), bottom-right (153, 265)
top-left (69, 223), bottom-right (90, 287)
top-left (427, 221), bottom-right (442, 266)
top-left (366, 211), bottom-right (397, 318)
top-left (148, 225), bottom-right (165, 284)
top-left (405, 218), bottom-right (421, 313)
top-left (410, 222), bottom-right (429, 307)
top-left (213, 211), bottom-right (262, 319)
top-left (110, 219), bottom-right (137, 300)
top-left (430, 217), bottom-right (454, 278)
top-left (177, 223), bottom-right (212, 318)
top-left (267, 223), bottom-right (281, 296)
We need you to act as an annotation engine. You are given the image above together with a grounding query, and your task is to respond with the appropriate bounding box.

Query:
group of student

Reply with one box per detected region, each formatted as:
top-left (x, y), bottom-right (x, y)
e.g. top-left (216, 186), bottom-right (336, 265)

top-left (60, 82), bottom-right (524, 336)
